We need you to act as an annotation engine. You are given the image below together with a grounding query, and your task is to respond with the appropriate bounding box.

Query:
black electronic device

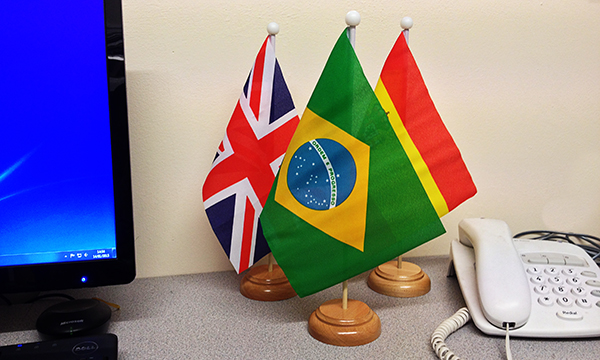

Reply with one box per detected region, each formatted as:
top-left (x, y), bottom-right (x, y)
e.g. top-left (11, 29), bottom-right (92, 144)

top-left (0, 333), bottom-right (117, 360)
top-left (36, 299), bottom-right (112, 339)
top-left (0, 0), bottom-right (135, 298)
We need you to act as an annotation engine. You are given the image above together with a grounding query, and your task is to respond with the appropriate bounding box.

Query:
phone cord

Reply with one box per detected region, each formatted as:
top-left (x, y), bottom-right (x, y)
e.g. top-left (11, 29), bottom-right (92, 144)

top-left (431, 307), bottom-right (515, 360)
top-left (431, 307), bottom-right (471, 360)
top-left (505, 323), bottom-right (513, 360)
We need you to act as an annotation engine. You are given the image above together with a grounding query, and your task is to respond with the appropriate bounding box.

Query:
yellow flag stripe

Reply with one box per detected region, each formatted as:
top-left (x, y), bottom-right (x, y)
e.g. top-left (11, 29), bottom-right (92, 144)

top-left (374, 79), bottom-right (449, 217)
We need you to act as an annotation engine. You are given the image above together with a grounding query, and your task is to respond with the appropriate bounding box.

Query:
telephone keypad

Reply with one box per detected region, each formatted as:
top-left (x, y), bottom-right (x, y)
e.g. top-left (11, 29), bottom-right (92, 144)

top-left (524, 252), bottom-right (599, 322)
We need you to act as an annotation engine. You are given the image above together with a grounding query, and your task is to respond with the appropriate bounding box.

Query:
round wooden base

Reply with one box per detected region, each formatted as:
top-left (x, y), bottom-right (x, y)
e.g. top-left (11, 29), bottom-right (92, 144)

top-left (240, 264), bottom-right (296, 301)
top-left (308, 299), bottom-right (381, 346)
top-left (367, 260), bottom-right (430, 298)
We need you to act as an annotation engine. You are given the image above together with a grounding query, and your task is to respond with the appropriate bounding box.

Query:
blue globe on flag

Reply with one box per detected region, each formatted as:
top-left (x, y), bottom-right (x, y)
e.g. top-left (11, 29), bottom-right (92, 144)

top-left (287, 138), bottom-right (356, 210)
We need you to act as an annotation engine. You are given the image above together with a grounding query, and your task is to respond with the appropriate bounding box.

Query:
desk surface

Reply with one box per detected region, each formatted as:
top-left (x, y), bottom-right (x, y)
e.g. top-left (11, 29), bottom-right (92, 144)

top-left (1, 256), bottom-right (598, 359)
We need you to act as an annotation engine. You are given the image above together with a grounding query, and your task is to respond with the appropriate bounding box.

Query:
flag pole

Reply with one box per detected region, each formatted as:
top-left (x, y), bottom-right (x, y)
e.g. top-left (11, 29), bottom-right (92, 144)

top-left (266, 24), bottom-right (277, 275)
top-left (396, 15), bottom-right (412, 272)
top-left (367, 16), bottom-right (431, 298)
top-left (267, 21), bottom-right (279, 50)
top-left (344, 10), bottom-right (357, 313)
top-left (345, 10), bottom-right (360, 47)
top-left (238, 22), bottom-right (297, 302)
top-left (342, 10), bottom-right (359, 313)
top-left (308, 11), bottom-right (381, 347)
top-left (267, 23), bottom-right (278, 276)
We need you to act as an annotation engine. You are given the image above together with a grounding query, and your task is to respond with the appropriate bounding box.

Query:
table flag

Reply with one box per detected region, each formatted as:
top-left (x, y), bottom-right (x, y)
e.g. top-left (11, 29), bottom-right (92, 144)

top-left (203, 36), bottom-right (300, 273)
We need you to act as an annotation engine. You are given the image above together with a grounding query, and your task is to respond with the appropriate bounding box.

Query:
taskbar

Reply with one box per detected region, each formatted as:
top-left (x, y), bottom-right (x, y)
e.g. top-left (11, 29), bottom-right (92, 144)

top-left (0, 248), bottom-right (117, 267)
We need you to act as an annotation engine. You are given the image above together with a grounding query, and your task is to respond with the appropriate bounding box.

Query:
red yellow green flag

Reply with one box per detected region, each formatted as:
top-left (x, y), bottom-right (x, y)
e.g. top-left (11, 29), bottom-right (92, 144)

top-left (260, 30), bottom-right (449, 297)
top-left (374, 33), bottom-right (476, 217)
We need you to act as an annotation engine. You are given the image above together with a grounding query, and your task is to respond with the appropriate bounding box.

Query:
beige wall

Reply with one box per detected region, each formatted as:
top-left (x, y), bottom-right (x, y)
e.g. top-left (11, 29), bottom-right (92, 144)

top-left (122, 0), bottom-right (600, 278)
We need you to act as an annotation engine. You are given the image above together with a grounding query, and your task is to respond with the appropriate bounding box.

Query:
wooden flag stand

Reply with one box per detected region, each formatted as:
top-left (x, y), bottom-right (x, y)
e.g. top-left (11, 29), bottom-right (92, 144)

top-left (309, 280), bottom-right (381, 346)
top-left (240, 253), bottom-right (296, 301)
top-left (367, 17), bottom-right (431, 299)
top-left (367, 255), bottom-right (431, 297)
top-left (308, 12), bottom-right (381, 346)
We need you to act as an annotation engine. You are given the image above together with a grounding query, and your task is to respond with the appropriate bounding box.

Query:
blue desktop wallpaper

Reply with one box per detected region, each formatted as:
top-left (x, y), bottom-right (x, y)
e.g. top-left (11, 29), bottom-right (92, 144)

top-left (0, 1), bottom-right (117, 266)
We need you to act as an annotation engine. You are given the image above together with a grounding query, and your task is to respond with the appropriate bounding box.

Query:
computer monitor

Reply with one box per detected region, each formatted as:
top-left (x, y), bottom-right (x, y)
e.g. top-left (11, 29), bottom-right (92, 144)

top-left (0, 0), bottom-right (135, 297)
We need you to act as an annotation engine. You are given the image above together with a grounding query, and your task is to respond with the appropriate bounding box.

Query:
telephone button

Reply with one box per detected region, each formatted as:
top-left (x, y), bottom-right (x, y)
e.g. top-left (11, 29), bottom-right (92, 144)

top-left (548, 276), bottom-right (563, 285)
top-left (556, 310), bottom-right (583, 321)
top-left (591, 290), bottom-right (600, 297)
top-left (544, 267), bottom-right (559, 276)
top-left (527, 258), bottom-right (548, 264)
top-left (524, 254), bottom-right (548, 264)
top-left (562, 268), bottom-right (576, 276)
top-left (546, 254), bottom-right (566, 265)
top-left (538, 296), bottom-right (553, 306)
top-left (527, 267), bottom-right (541, 275)
top-left (576, 298), bottom-right (592, 309)
top-left (553, 286), bottom-right (568, 296)
top-left (585, 280), bottom-right (600, 288)
top-left (557, 296), bottom-right (573, 307)
top-left (564, 256), bottom-right (586, 267)
top-left (534, 285), bottom-right (549, 294)
top-left (530, 276), bottom-right (544, 284)
top-left (571, 287), bottom-right (586, 297)
top-left (581, 271), bottom-right (597, 278)
top-left (567, 277), bottom-right (582, 286)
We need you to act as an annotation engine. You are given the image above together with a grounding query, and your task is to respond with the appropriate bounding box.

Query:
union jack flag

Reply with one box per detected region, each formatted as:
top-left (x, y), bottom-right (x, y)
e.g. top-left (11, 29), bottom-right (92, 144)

top-left (202, 36), bottom-right (300, 273)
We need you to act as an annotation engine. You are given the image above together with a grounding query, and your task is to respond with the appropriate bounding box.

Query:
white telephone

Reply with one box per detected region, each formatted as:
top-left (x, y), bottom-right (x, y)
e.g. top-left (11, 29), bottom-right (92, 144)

top-left (449, 218), bottom-right (600, 338)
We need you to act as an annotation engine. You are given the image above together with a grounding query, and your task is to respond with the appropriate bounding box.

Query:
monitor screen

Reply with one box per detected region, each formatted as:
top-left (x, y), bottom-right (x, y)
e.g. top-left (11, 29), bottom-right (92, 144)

top-left (0, 0), bottom-right (135, 295)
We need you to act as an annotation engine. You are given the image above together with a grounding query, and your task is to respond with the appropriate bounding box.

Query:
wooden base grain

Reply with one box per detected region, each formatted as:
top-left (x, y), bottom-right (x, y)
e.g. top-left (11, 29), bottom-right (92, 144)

top-left (367, 260), bottom-right (430, 298)
top-left (240, 264), bottom-right (296, 301)
top-left (308, 298), bottom-right (381, 346)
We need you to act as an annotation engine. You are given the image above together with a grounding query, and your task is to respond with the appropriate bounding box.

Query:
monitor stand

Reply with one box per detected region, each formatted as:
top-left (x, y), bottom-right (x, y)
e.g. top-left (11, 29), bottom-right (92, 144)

top-left (0, 292), bottom-right (40, 306)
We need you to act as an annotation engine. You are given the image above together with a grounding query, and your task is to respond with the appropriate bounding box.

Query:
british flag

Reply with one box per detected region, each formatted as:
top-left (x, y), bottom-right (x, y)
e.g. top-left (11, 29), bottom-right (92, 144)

top-left (202, 36), bottom-right (300, 273)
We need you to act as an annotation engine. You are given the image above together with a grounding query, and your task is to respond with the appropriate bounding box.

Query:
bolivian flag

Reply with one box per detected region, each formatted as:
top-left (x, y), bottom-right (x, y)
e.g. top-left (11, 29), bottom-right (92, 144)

top-left (375, 33), bottom-right (476, 217)
top-left (261, 29), bottom-right (473, 297)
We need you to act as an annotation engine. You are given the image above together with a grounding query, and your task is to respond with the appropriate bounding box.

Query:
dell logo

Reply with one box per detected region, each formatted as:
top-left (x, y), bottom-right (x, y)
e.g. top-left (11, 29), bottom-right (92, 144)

top-left (72, 341), bottom-right (99, 355)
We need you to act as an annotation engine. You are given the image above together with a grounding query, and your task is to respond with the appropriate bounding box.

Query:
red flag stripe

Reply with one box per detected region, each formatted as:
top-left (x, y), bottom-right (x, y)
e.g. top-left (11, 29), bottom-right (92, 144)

top-left (379, 35), bottom-right (476, 212)
top-left (249, 41), bottom-right (267, 121)
top-left (239, 197), bottom-right (255, 271)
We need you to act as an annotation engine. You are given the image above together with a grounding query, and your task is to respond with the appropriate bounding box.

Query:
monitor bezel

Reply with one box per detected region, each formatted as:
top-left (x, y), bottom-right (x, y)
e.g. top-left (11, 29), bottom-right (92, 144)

top-left (0, 0), bottom-right (136, 295)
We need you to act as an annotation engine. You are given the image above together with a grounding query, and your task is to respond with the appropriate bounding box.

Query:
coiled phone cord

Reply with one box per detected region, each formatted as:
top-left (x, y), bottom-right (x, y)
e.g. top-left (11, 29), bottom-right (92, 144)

top-left (431, 307), bottom-right (514, 360)
top-left (431, 307), bottom-right (471, 360)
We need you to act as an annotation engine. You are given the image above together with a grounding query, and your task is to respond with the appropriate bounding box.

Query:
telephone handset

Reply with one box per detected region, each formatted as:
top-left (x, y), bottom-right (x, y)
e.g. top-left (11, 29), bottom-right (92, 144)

top-left (450, 218), bottom-right (600, 338)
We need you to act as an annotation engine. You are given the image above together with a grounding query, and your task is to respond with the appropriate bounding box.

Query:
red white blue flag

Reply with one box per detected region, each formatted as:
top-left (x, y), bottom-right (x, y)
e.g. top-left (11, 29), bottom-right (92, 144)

top-left (202, 36), bottom-right (300, 273)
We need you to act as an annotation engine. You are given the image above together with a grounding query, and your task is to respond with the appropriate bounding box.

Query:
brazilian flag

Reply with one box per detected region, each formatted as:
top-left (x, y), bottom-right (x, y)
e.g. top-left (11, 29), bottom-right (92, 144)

top-left (260, 29), bottom-right (445, 297)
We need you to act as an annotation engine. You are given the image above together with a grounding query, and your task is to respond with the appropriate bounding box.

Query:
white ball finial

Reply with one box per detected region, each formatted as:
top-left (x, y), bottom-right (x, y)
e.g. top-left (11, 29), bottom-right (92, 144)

top-left (345, 11), bottom-right (361, 26)
top-left (267, 22), bottom-right (280, 35)
top-left (401, 16), bottom-right (413, 30)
